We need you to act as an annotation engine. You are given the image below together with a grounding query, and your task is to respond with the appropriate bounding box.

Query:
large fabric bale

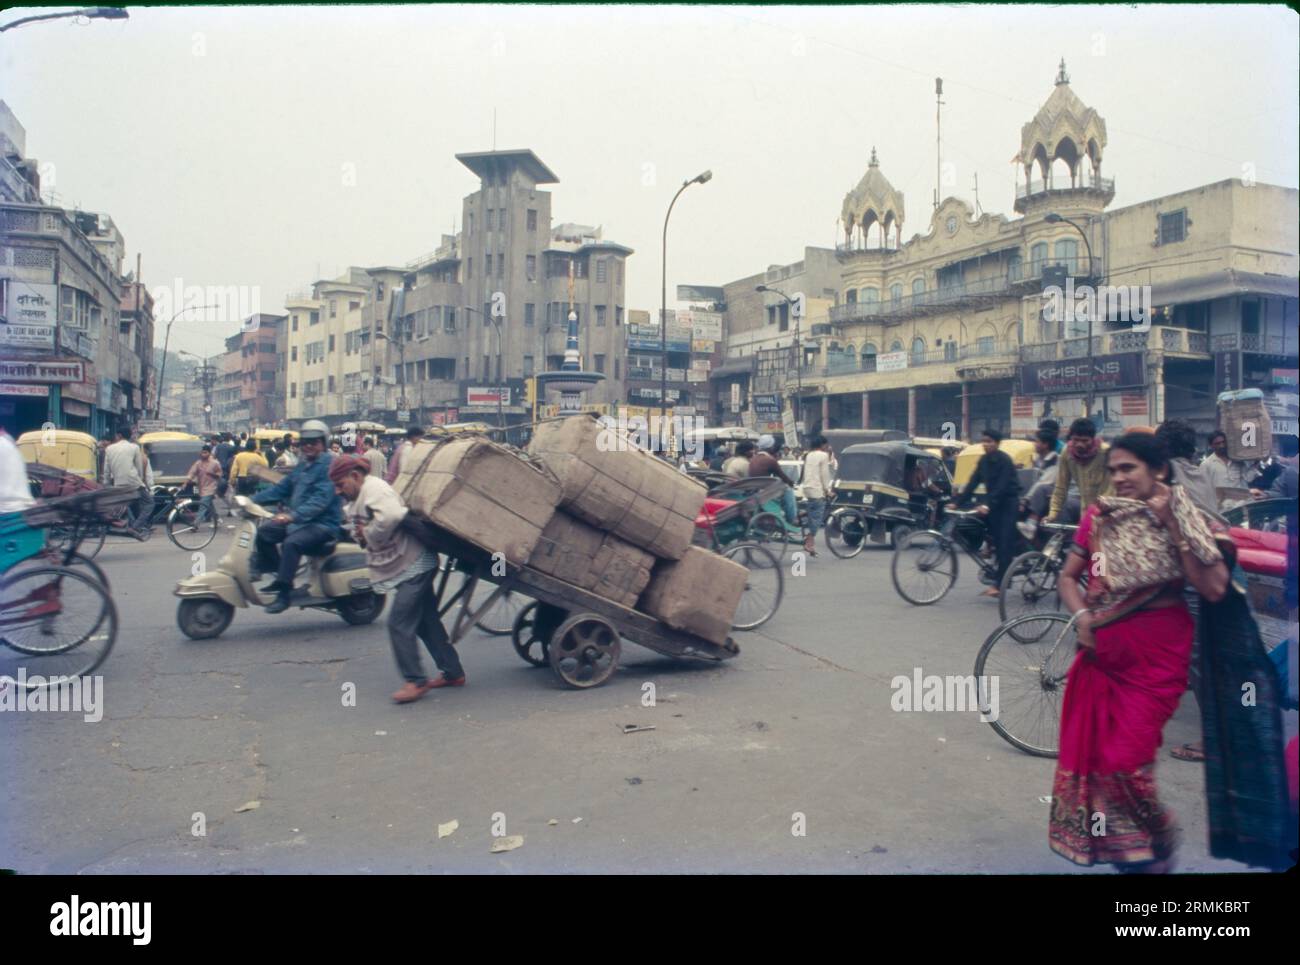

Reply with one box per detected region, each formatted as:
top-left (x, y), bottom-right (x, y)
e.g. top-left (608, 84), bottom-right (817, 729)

top-left (528, 416), bottom-right (706, 560)
top-left (637, 546), bottom-right (747, 646)
top-left (527, 511), bottom-right (655, 608)
top-left (394, 437), bottom-right (559, 567)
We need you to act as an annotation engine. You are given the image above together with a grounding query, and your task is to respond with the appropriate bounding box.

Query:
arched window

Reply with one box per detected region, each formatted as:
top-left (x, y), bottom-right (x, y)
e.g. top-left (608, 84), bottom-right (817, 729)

top-left (976, 324), bottom-right (997, 356)
top-left (889, 339), bottom-right (903, 353)
top-left (1053, 239), bottom-right (1078, 275)
top-left (911, 336), bottom-right (926, 364)
top-left (890, 283), bottom-right (903, 305)
top-left (1007, 251), bottom-right (1023, 282)
top-left (1030, 242), bottom-right (1048, 275)
top-left (912, 277), bottom-right (925, 302)
top-left (845, 289), bottom-right (857, 305)
top-left (861, 342), bottom-right (877, 371)
top-left (862, 287), bottom-right (879, 308)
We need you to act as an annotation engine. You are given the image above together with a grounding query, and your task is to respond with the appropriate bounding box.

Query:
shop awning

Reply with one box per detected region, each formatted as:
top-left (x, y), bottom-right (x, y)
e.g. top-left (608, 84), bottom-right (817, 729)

top-left (709, 357), bottom-right (755, 379)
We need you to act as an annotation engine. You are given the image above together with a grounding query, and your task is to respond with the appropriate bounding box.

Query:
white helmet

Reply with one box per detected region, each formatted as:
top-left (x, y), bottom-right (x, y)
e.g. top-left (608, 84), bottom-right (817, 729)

top-left (758, 434), bottom-right (776, 452)
top-left (299, 419), bottom-right (329, 444)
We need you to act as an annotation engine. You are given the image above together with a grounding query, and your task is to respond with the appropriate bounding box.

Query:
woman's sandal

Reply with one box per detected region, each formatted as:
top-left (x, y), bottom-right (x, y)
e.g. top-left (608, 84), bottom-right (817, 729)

top-left (1170, 743), bottom-right (1205, 762)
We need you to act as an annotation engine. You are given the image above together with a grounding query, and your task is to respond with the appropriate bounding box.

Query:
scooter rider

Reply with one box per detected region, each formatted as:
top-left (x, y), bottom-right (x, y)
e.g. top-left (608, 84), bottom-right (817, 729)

top-left (251, 419), bottom-right (343, 614)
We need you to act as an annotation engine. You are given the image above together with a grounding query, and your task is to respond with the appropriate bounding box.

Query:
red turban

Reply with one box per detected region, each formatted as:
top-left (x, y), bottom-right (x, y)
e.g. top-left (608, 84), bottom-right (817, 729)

top-left (327, 454), bottom-right (369, 482)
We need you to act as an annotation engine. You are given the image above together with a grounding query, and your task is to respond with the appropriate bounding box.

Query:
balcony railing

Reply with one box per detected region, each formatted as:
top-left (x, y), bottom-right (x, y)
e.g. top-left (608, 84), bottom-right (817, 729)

top-left (1015, 176), bottom-right (1115, 201)
top-left (829, 258), bottom-right (1103, 325)
top-left (792, 340), bottom-right (1020, 381)
top-left (1211, 332), bottom-right (1292, 355)
top-left (1024, 326), bottom-right (1212, 362)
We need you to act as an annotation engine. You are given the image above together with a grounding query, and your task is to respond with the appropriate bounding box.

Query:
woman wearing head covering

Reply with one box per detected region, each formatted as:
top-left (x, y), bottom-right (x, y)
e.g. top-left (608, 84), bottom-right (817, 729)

top-left (1048, 432), bottom-right (1289, 872)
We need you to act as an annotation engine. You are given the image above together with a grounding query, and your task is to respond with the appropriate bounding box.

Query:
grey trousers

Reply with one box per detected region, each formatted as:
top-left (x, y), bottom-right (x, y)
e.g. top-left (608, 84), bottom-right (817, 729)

top-left (388, 568), bottom-right (463, 684)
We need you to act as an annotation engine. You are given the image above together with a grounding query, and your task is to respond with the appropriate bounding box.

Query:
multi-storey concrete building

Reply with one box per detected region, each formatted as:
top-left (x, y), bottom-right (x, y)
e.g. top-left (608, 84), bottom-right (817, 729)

top-left (709, 62), bottom-right (1298, 440)
top-left (283, 149), bottom-right (633, 428)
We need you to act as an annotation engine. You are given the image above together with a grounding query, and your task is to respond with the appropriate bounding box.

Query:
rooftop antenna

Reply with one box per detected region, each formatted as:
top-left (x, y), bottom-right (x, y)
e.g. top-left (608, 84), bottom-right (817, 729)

top-left (973, 172), bottom-right (982, 217)
top-left (934, 77), bottom-right (944, 211)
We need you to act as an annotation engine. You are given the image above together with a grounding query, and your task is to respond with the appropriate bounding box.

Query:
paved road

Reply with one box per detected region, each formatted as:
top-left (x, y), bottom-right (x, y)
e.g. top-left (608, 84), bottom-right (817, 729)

top-left (0, 530), bottom-right (1252, 874)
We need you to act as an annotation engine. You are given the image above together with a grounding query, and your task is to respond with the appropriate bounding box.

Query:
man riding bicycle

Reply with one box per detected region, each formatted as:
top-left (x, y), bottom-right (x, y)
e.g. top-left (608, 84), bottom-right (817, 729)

top-left (748, 434), bottom-right (813, 554)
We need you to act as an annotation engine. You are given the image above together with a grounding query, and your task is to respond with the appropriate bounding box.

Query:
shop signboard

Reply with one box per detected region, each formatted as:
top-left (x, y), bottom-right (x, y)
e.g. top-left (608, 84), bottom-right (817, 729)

top-left (0, 382), bottom-right (49, 397)
top-left (877, 351), bottom-right (908, 373)
top-left (0, 321), bottom-right (55, 350)
top-left (0, 359), bottom-right (84, 383)
top-left (1019, 352), bottom-right (1145, 395)
top-left (4, 283), bottom-right (57, 326)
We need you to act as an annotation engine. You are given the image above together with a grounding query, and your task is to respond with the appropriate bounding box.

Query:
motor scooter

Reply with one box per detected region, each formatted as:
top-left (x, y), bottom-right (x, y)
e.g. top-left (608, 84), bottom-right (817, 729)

top-left (174, 496), bottom-right (384, 639)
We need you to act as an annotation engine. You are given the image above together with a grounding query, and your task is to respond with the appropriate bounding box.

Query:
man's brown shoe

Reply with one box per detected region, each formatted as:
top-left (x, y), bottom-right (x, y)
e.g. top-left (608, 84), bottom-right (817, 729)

top-left (392, 680), bottom-right (435, 704)
top-left (428, 674), bottom-right (466, 689)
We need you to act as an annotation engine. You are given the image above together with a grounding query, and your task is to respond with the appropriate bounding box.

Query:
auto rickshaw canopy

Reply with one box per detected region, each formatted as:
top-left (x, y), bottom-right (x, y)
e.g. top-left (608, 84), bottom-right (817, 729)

top-left (952, 439), bottom-right (1038, 487)
top-left (834, 442), bottom-right (952, 497)
top-left (138, 430), bottom-right (202, 444)
top-left (15, 429), bottom-right (99, 480)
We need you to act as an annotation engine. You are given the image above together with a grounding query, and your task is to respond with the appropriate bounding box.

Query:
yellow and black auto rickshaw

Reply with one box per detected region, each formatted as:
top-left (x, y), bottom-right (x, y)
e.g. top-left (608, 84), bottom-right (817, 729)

top-left (138, 431), bottom-right (204, 487)
top-left (16, 429), bottom-right (100, 486)
top-left (828, 442), bottom-right (953, 550)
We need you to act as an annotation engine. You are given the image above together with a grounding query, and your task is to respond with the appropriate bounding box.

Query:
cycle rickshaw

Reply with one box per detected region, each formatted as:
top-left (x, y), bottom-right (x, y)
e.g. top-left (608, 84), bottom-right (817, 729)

top-left (823, 442), bottom-right (953, 557)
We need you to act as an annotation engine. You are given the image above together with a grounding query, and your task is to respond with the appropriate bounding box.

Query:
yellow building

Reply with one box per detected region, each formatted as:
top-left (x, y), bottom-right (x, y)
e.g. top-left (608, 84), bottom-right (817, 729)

top-left (760, 61), bottom-right (1297, 440)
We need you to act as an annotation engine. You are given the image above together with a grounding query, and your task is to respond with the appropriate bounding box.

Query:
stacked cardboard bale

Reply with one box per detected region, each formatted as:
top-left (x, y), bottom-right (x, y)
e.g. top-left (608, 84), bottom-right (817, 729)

top-left (528, 416), bottom-right (749, 644)
top-left (394, 436), bottom-right (560, 567)
top-left (528, 513), bottom-right (655, 609)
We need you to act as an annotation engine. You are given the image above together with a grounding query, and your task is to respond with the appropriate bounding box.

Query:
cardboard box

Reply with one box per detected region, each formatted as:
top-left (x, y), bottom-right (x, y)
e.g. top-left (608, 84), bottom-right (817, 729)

top-left (528, 416), bottom-right (706, 560)
top-left (395, 437), bottom-right (560, 566)
top-left (527, 511), bottom-right (655, 608)
top-left (637, 546), bottom-right (748, 646)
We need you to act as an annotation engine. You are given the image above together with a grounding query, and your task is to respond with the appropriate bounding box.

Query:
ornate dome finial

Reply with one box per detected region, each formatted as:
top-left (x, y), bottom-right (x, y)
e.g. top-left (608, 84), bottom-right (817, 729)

top-left (1056, 58), bottom-right (1069, 86)
top-left (869, 146), bottom-right (879, 167)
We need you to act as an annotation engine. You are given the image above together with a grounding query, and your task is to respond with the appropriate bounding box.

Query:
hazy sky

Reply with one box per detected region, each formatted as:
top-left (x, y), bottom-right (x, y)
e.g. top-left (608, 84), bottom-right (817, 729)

top-left (3, 4), bottom-right (1296, 359)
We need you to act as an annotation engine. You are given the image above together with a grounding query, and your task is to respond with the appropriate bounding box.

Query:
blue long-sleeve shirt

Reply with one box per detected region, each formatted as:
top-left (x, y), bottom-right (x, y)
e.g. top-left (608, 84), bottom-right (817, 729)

top-left (252, 452), bottom-right (342, 533)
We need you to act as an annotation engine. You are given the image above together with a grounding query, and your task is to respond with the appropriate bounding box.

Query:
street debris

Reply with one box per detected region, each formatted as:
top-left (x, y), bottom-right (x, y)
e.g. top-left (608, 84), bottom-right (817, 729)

top-left (622, 724), bottom-right (655, 734)
top-left (625, 776), bottom-right (642, 785)
top-left (438, 819), bottom-right (459, 839)
top-left (234, 801), bottom-right (260, 813)
top-left (547, 819), bottom-right (558, 826)
top-left (490, 835), bottom-right (524, 853)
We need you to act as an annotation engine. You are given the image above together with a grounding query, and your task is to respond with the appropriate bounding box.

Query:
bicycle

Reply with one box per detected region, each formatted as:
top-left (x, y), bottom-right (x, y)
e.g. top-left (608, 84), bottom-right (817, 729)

top-left (890, 503), bottom-right (1024, 606)
top-left (2, 489), bottom-right (127, 687)
top-left (973, 610), bottom-right (1080, 757)
top-left (997, 521), bottom-right (1078, 634)
top-left (165, 490), bottom-right (221, 550)
top-left (692, 490), bottom-right (785, 631)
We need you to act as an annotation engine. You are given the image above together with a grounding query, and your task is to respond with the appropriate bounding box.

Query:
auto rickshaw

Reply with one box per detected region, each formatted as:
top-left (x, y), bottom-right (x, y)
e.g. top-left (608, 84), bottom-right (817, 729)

top-left (951, 439), bottom-right (1039, 498)
top-left (139, 431), bottom-right (204, 486)
top-left (830, 442), bottom-right (953, 548)
top-left (251, 427), bottom-right (298, 456)
top-left (16, 429), bottom-right (100, 485)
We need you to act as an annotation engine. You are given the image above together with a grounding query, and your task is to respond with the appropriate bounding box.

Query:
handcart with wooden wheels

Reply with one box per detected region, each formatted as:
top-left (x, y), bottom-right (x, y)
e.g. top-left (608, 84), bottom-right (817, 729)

top-left (410, 521), bottom-right (740, 690)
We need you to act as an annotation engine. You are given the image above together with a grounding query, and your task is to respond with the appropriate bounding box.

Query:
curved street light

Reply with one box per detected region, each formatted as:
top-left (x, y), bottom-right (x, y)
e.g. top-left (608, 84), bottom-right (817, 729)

top-left (1, 7), bottom-right (127, 31)
top-left (660, 170), bottom-right (712, 433)
top-left (1044, 212), bottom-right (1099, 415)
top-left (153, 304), bottom-right (220, 418)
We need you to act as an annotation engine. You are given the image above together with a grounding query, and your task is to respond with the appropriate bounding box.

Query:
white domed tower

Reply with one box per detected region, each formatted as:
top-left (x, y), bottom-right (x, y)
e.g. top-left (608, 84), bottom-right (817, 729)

top-left (841, 148), bottom-right (906, 250)
top-left (1015, 59), bottom-right (1114, 214)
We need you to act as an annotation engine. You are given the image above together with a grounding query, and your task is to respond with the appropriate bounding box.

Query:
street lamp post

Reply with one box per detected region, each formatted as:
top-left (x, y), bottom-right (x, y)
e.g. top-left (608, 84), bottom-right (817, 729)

top-left (1, 6), bottom-right (127, 31)
top-left (153, 304), bottom-right (219, 418)
top-left (374, 330), bottom-right (407, 424)
top-left (661, 170), bottom-right (713, 444)
top-left (756, 285), bottom-right (804, 440)
top-left (1044, 212), bottom-right (1099, 416)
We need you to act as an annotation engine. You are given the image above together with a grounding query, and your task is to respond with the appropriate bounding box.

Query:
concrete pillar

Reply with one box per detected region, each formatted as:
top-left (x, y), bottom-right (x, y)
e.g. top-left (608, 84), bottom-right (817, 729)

top-left (961, 383), bottom-right (970, 441)
top-left (1151, 357), bottom-right (1165, 426)
top-left (821, 394), bottom-right (830, 431)
top-left (861, 390), bottom-right (870, 430)
top-left (907, 386), bottom-right (917, 437)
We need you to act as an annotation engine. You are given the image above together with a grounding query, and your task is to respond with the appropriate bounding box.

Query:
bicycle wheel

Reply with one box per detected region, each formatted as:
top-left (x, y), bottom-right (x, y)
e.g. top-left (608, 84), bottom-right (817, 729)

top-left (12, 550), bottom-right (110, 591)
top-left (824, 508), bottom-right (866, 559)
top-left (0, 566), bottom-right (117, 685)
top-left (973, 612), bottom-right (1077, 758)
top-left (167, 502), bottom-right (218, 550)
top-left (52, 519), bottom-right (106, 560)
top-left (471, 587), bottom-right (528, 636)
top-left (889, 530), bottom-right (958, 605)
top-left (998, 551), bottom-right (1061, 636)
top-left (724, 541), bottom-right (783, 631)
top-left (746, 511), bottom-right (789, 562)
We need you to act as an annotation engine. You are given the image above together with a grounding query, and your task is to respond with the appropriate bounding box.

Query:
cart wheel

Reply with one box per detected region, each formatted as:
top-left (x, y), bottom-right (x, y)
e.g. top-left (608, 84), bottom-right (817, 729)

top-left (547, 613), bottom-right (620, 688)
top-left (746, 511), bottom-right (788, 561)
top-left (723, 541), bottom-right (784, 631)
top-left (511, 601), bottom-right (548, 667)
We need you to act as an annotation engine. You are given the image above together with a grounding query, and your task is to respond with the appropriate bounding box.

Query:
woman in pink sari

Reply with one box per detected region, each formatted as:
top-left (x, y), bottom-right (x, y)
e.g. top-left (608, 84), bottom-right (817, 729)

top-left (1049, 433), bottom-right (1231, 872)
